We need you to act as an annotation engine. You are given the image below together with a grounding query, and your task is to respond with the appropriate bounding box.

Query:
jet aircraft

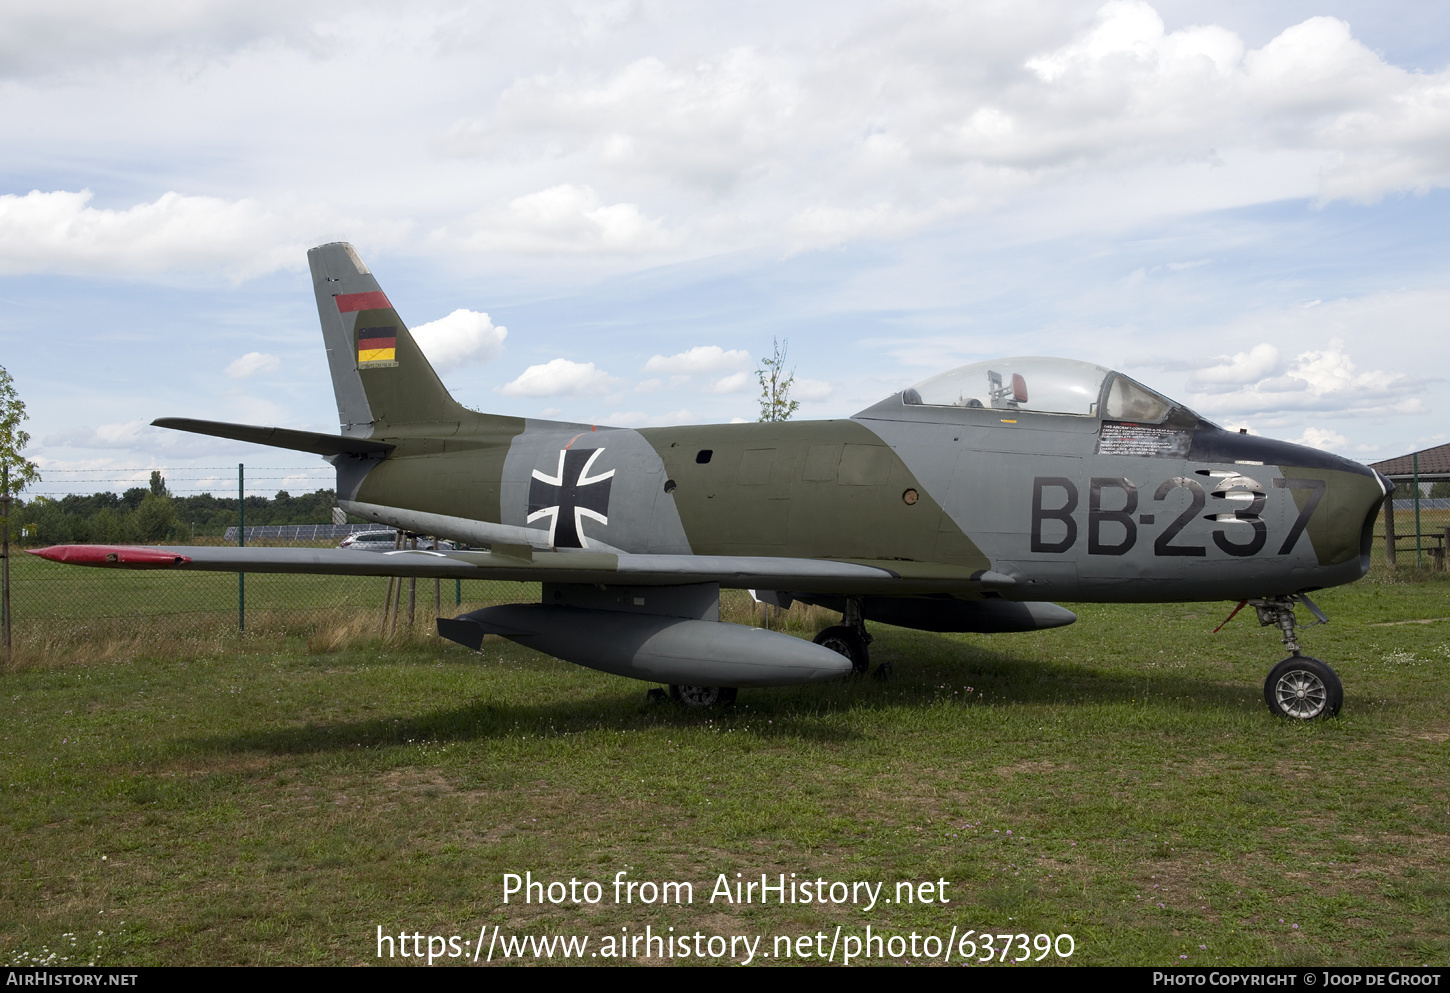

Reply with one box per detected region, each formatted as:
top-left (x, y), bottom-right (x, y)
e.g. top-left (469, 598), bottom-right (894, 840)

top-left (34, 243), bottom-right (1391, 719)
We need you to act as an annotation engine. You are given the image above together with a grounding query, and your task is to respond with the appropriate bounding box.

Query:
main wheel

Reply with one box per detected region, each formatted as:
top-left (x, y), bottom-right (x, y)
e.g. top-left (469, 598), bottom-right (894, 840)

top-left (668, 685), bottom-right (738, 708)
top-left (813, 625), bottom-right (869, 675)
top-left (1264, 656), bottom-right (1342, 720)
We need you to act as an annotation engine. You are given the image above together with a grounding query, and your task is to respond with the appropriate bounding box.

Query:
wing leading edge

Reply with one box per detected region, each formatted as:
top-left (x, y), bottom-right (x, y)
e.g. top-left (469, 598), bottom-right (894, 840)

top-left (29, 544), bottom-right (1017, 595)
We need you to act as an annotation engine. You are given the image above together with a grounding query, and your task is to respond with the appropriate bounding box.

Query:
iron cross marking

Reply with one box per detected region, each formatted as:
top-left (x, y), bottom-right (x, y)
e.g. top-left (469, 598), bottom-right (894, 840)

top-left (527, 448), bottom-right (615, 548)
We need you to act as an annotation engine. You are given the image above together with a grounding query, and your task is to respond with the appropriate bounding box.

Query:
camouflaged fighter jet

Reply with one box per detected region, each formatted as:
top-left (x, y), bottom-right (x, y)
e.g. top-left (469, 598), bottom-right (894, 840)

top-left (33, 242), bottom-right (1392, 719)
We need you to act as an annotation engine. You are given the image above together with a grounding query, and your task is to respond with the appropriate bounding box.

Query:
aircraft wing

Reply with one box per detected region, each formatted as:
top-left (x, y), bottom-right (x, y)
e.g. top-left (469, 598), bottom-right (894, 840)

top-left (30, 545), bottom-right (1016, 595)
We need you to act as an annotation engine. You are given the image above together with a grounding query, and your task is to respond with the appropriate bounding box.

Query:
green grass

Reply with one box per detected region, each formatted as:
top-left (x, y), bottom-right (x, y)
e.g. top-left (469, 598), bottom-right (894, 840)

top-left (2, 571), bottom-right (1448, 966)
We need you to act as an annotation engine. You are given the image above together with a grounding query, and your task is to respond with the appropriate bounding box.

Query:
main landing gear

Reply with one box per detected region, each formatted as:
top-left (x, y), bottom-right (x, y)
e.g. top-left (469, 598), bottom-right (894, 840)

top-left (667, 685), bottom-right (738, 708)
top-left (1221, 594), bottom-right (1343, 720)
top-left (813, 596), bottom-right (887, 679)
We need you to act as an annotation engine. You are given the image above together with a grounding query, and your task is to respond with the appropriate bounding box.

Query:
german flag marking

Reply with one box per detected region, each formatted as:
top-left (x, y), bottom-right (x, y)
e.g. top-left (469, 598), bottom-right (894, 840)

top-left (358, 330), bottom-right (398, 365)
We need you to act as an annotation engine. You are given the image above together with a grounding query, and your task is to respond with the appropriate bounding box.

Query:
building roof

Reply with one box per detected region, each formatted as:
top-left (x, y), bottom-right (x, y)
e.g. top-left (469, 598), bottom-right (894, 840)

top-left (1370, 442), bottom-right (1450, 480)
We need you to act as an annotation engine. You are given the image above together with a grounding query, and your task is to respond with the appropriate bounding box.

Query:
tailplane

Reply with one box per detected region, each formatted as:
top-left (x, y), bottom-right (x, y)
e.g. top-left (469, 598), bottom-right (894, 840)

top-left (308, 242), bottom-right (471, 437)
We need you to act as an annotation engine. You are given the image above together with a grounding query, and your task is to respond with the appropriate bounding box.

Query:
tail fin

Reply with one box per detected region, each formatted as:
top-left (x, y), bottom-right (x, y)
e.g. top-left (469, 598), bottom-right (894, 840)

top-left (308, 242), bottom-right (470, 437)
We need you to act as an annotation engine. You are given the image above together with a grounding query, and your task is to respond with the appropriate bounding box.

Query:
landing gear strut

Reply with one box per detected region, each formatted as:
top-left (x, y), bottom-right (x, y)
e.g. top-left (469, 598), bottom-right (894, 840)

top-left (1232, 594), bottom-right (1342, 720)
top-left (813, 596), bottom-right (883, 678)
top-left (667, 685), bottom-right (737, 708)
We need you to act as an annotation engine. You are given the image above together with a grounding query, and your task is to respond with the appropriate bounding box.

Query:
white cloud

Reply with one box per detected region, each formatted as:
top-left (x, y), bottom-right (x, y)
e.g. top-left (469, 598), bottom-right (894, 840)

top-left (436, 185), bottom-right (679, 255)
top-left (410, 309), bottom-right (507, 369)
top-left (225, 351), bottom-right (280, 379)
top-left (44, 420), bottom-right (153, 449)
top-left (1189, 344), bottom-right (1281, 389)
top-left (3, 3), bottom-right (1448, 282)
top-left (0, 189), bottom-right (329, 277)
top-left (498, 358), bottom-right (616, 397)
top-left (705, 371), bottom-right (751, 394)
top-left (792, 378), bottom-right (834, 401)
top-left (443, 48), bottom-right (805, 195)
top-left (1293, 427), bottom-right (1349, 451)
top-left (643, 345), bottom-right (750, 375)
top-left (0, 0), bottom-right (342, 78)
top-left (606, 408), bottom-right (696, 427)
top-left (1187, 339), bottom-right (1425, 418)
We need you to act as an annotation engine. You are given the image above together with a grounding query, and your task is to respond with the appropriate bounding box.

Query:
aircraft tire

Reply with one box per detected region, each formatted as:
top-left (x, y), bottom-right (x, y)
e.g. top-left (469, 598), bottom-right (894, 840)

top-left (813, 626), bottom-right (869, 675)
top-left (668, 685), bottom-right (738, 708)
top-left (1263, 656), bottom-right (1342, 720)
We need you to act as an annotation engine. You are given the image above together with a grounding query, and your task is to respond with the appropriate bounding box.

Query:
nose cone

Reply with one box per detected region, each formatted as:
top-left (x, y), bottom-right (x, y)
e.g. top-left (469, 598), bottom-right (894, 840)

top-left (1193, 426), bottom-right (1390, 582)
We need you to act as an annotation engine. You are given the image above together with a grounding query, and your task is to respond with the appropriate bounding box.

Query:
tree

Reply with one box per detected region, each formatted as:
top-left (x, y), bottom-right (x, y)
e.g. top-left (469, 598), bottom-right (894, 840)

top-left (134, 492), bottom-right (180, 542)
top-left (0, 366), bottom-right (41, 508)
top-left (149, 470), bottom-right (168, 497)
top-left (755, 337), bottom-right (800, 423)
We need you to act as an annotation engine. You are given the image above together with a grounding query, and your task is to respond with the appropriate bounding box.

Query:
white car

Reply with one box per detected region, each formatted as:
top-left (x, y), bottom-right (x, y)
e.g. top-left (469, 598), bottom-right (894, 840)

top-left (339, 530), bottom-right (398, 550)
top-left (340, 530), bottom-right (456, 551)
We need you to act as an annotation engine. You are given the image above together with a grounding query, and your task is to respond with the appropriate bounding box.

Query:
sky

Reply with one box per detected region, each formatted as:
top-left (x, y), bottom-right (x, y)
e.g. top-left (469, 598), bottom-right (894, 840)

top-left (2, 0), bottom-right (1448, 498)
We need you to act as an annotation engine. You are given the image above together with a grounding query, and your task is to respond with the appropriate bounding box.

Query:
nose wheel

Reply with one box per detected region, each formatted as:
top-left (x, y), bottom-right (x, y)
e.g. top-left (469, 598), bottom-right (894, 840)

top-left (1264, 655), bottom-right (1342, 720)
top-left (1220, 594), bottom-right (1343, 720)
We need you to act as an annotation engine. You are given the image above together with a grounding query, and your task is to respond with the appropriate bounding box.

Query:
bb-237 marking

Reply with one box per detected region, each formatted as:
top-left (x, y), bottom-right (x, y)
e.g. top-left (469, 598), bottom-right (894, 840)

top-left (1030, 475), bottom-right (1326, 557)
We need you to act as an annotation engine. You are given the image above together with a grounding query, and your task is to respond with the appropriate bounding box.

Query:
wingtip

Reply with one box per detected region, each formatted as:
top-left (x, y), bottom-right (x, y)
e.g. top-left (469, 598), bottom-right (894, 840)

top-left (30, 545), bottom-right (191, 567)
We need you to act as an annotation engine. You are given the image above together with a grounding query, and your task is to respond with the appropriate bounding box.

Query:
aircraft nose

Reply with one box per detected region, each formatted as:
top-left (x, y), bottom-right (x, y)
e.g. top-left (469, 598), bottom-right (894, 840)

top-left (1310, 452), bottom-right (1392, 576)
top-left (1207, 427), bottom-right (1390, 579)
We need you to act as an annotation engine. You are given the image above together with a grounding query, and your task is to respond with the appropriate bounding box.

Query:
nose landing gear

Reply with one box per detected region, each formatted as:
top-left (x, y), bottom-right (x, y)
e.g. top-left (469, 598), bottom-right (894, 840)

top-left (1220, 594), bottom-right (1343, 720)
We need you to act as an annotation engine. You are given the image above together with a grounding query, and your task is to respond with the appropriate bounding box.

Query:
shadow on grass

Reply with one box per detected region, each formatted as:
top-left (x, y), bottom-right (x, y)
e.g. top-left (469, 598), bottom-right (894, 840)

top-left (190, 627), bottom-right (1267, 758)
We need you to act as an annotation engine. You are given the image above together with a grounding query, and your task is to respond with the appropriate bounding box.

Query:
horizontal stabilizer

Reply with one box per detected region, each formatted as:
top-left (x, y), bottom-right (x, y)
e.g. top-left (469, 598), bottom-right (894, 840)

top-left (152, 418), bottom-right (393, 458)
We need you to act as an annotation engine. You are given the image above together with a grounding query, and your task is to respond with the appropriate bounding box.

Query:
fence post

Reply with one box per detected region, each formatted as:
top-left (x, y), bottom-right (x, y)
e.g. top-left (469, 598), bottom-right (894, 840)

top-left (1413, 453), bottom-right (1422, 568)
top-left (2, 465), bottom-right (10, 657)
top-left (1383, 487), bottom-right (1396, 568)
top-left (238, 463), bottom-right (245, 633)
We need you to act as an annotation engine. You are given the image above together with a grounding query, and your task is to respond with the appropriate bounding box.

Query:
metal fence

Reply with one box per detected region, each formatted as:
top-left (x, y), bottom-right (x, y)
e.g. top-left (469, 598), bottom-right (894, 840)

top-left (223, 524), bottom-right (392, 542)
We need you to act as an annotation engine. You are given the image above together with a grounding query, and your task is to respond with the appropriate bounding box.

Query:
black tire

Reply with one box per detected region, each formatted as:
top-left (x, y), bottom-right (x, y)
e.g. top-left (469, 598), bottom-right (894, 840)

top-left (668, 685), bottom-right (738, 708)
top-left (813, 625), bottom-right (869, 675)
top-left (1264, 656), bottom-right (1342, 720)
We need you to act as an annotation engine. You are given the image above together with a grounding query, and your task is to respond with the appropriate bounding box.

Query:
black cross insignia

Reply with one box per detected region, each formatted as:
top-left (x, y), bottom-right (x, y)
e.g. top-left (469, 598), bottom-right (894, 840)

top-left (527, 448), bottom-right (615, 548)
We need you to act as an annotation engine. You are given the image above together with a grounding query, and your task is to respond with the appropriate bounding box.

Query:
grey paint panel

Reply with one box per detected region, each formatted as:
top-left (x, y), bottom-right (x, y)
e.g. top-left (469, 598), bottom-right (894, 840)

top-left (501, 422), bottom-right (693, 554)
top-left (307, 243), bottom-right (378, 437)
top-left (449, 604), bottom-right (853, 687)
top-left (339, 498), bottom-right (619, 552)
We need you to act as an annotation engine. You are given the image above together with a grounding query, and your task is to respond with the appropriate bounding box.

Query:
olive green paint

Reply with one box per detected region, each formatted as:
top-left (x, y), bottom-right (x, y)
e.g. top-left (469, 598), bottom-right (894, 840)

top-left (1279, 465), bottom-right (1385, 567)
top-left (640, 420), bottom-right (990, 570)
top-left (348, 306), bottom-right (526, 527)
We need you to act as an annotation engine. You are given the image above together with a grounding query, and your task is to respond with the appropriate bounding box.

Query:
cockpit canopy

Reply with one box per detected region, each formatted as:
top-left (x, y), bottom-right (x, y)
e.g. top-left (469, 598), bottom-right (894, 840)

top-left (901, 357), bottom-right (1175, 423)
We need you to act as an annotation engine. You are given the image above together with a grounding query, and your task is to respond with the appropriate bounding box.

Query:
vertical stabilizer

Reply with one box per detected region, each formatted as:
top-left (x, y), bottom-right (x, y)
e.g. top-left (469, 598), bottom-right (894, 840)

top-left (308, 243), bottom-right (468, 437)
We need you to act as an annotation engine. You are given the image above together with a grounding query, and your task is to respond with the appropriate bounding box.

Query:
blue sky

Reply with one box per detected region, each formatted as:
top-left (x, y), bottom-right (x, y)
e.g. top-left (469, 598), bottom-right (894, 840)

top-left (2, 0), bottom-right (1447, 498)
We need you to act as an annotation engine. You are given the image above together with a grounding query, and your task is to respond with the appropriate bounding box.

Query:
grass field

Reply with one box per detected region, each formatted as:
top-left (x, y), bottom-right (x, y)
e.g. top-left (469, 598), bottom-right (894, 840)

top-left (2, 562), bottom-right (1448, 967)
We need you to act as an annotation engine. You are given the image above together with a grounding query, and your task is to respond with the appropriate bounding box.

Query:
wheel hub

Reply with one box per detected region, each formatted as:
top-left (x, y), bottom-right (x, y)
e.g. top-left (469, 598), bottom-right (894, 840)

top-left (1274, 671), bottom-right (1327, 719)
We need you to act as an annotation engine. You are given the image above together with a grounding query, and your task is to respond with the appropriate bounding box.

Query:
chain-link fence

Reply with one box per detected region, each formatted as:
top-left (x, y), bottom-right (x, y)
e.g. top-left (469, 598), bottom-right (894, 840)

top-left (1, 467), bottom-right (545, 658)
top-left (7, 543), bottom-right (541, 655)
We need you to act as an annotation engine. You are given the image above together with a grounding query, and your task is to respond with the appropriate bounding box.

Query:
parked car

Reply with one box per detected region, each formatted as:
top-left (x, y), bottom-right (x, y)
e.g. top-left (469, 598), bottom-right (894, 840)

top-left (339, 530), bottom-right (398, 550)
top-left (339, 530), bottom-right (456, 551)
